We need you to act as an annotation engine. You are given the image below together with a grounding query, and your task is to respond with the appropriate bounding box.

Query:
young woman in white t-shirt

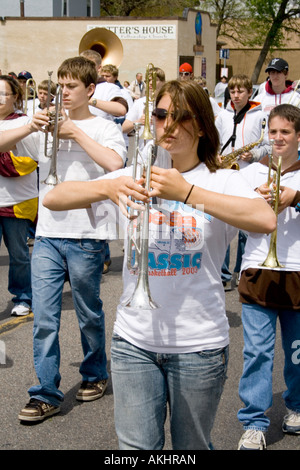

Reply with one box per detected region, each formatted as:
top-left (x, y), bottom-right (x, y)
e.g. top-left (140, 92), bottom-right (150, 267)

top-left (43, 80), bottom-right (276, 450)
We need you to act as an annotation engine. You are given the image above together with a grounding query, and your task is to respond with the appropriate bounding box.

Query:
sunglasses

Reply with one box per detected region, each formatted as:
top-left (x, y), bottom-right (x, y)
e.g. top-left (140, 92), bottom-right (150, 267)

top-left (152, 108), bottom-right (196, 122)
top-left (179, 72), bottom-right (191, 76)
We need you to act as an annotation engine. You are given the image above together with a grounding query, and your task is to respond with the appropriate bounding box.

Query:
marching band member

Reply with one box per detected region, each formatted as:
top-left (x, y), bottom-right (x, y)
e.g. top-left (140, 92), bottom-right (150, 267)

top-left (0, 75), bottom-right (39, 316)
top-left (43, 80), bottom-right (275, 449)
top-left (237, 104), bottom-right (300, 450)
top-left (216, 74), bottom-right (269, 289)
top-left (16, 56), bottom-right (126, 423)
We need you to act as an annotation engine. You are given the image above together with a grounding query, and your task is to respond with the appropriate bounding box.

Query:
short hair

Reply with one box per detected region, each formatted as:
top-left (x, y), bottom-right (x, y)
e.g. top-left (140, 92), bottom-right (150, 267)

top-left (57, 56), bottom-right (98, 88)
top-left (155, 80), bottom-right (220, 172)
top-left (80, 50), bottom-right (102, 68)
top-left (101, 64), bottom-right (119, 78)
top-left (269, 104), bottom-right (300, 133)
top-left (38, 79), bottom-right (57, 96)
top-left (228, 74), bottom-right (253, 94)
top-left (154, 67), bottom-right (165, 83)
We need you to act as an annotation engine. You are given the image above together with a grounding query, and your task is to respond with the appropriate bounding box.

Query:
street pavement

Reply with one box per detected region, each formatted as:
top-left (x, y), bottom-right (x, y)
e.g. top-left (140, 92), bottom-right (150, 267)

top-left (0, 238), bottom-right (299, 453)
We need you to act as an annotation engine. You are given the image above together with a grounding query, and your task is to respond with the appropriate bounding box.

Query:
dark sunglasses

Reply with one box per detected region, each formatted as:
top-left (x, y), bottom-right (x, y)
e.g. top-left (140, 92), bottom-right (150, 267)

top-left (179, 72), bottom-right (191, 76)
top-left (152, 108), bottom-right (196, 122)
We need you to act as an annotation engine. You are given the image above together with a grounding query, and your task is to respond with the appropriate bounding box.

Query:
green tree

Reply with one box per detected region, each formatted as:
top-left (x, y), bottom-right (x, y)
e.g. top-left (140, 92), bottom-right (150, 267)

top-left (199, 0), bottom-right (300, 82)
top-left (245, 0), bottom-right (300, 83)
top-left (100, 0), bottom-right (200, 17)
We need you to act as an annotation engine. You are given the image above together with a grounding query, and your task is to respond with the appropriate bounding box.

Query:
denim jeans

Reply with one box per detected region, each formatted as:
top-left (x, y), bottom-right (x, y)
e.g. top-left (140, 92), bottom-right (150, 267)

top-left (111, 334), bottom-right (228, 450)
top-left (29, 237), bottom-right (108, 406)
top-left (238, 303), bottom-right (300, 431)
top-left (0, 216), bottom-right (32, 307)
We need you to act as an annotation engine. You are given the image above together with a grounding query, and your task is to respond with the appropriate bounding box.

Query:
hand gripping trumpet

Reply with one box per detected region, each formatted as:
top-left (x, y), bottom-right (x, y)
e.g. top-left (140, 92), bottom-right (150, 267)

top-left (124, 142), bottom-right (159, 310)
top-left (43, 71), bottom-right (63, 186)
top-left (259, 145), bottom-right (284, 269)
top-left (220, 119), bottom-right (266, 170)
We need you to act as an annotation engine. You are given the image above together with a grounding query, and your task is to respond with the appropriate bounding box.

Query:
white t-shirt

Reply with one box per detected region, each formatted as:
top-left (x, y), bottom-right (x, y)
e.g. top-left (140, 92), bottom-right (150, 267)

top-left (91, 148), bottom-right (259, 353)
top-left (38, 115), bottom-right (127, 239)
top-left (90, 81), bottom-right (124, 121)
top-left (0, 115), bottom-right (39, 206)
top-left (240, 162), bottom-right (300, 272)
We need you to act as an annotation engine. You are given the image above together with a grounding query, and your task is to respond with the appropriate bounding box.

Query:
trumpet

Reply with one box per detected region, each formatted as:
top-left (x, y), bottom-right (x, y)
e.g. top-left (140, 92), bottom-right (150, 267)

top-left (24, 78), bottom-right (36, 115)
top-left (220, 119), bottom-right (266, 170)
top-left (124, 141), bottom-right (159, 310)
top-left (259, 146), bottom-right (284, 269)
top-left (42, 78), bottom-right (63, 186)
top-left (141, 63), bottom-right (157, 141)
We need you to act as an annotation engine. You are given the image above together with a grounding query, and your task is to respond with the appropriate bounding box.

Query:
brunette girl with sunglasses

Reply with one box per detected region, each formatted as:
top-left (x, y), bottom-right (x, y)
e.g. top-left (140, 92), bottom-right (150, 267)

top-left (42, 80), bottom-right (276, 450)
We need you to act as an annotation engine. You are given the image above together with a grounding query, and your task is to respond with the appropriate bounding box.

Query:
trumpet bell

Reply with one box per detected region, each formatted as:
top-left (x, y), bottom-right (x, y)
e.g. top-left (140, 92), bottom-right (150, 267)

top-left (124, 278), bottom-right (159, 310)
top-left (79, 28), bottom-right (123, 67)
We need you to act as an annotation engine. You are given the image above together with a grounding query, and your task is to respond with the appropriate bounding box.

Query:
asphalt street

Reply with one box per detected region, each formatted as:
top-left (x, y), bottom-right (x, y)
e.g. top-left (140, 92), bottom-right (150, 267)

top-left (0, 236), bottom-right (299, 453)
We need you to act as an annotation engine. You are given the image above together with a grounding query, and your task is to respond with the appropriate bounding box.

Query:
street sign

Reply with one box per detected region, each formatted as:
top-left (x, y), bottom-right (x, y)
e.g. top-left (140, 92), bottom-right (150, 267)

top-left (219, 49), bottom-right (230, 59)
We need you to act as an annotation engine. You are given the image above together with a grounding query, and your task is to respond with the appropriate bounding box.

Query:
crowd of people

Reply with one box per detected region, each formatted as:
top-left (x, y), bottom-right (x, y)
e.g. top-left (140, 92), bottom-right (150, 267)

top-left (0, 54), bottom-right (299, 451)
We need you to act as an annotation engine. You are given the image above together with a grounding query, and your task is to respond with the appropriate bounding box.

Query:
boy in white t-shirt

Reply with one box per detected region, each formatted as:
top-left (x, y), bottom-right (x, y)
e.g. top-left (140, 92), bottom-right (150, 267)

top-left (17, 56), bottom-right (126, 423)
top-left (237, 104), bottom-right (300, 450)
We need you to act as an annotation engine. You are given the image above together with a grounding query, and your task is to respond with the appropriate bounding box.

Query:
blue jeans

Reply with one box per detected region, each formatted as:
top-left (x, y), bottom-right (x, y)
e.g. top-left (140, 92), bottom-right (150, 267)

top-left (238, 303), bottom-right (300, 431)
top-left (221, 231), bottom-right (247, 282)
top-left (111, 334), bottom-right (228, 450)
top-left (0, 216), bottom-right (32, 307)
top-left (29, 237), bottom-right (108, 406)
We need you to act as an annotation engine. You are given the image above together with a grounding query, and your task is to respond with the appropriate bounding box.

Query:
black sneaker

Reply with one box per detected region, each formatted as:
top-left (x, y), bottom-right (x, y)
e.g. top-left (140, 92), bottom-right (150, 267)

top-left (76, 379), bottom-right (108, 401)
top-left (18, 398), bottom-right (60, 422)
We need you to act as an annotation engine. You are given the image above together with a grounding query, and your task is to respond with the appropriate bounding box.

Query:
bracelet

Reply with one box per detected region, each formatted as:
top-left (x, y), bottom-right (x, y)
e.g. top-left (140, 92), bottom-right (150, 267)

top-left (184, 184), bottom-right (194, 204)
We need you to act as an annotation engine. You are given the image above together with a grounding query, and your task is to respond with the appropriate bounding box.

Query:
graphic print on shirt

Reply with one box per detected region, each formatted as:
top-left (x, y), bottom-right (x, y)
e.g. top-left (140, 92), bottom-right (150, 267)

top-left (128, 200), bottom-right (210, 277)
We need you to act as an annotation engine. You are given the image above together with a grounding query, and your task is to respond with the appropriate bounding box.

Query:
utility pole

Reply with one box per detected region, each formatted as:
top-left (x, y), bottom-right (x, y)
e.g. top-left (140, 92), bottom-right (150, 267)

top-left (20, 0), bottom-right (25, 17)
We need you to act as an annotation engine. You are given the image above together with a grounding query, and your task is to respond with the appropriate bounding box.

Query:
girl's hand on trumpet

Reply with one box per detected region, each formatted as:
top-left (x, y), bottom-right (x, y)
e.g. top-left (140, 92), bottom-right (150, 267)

top-left (106, 176), bottom-right (150, 219)
top-left (150, 166), bottom-right (190, 203)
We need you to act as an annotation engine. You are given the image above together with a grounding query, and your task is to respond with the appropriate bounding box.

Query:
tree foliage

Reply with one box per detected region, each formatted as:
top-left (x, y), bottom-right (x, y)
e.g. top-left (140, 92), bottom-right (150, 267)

top-left (199, 0), bottom-right (300, 82)
top-left (100, 0), bottom-right (200, 17)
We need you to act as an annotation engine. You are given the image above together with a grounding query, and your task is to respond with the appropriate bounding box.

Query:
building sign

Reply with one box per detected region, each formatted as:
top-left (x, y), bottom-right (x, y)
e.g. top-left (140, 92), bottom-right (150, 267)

top-left (87, 24), bottom-right (176, 40)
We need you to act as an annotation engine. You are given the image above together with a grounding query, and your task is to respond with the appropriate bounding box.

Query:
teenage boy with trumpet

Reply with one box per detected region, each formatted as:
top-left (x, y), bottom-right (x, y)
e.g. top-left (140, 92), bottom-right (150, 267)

top-left (13, 56), bottom-right (126, 422)
top-left (237, 104), bottom-right (300, 450)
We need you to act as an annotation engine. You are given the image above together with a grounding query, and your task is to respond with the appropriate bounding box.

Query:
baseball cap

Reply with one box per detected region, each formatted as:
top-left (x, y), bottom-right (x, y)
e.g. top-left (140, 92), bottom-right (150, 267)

top-left (265, 58), bottom-right (289, 73)
top-left (179, 63), bottom-right (193, 74)
top-left (18, 71), bottom-right (33, 80)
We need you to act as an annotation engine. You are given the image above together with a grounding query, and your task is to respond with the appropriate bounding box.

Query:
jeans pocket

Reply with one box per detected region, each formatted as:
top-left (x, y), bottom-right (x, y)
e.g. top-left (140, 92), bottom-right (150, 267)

top-left (79, 239), bottom-right (106, 253)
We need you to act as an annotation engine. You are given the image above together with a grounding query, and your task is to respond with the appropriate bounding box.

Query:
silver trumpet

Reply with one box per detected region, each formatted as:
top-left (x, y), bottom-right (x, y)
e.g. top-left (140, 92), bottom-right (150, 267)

top-left (123, 141), bottom-right (159, 310)
top-left (43, 77), bottom-right (63, 186)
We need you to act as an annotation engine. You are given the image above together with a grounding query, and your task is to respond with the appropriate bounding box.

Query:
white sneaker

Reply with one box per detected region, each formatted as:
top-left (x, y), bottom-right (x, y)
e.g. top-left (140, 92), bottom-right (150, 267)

top-left (282, 409), bottom-right (300, 434)
top-left (11, 304), bottom-right (31, 316)
top-left (238, 429), bottom-right (266, 450)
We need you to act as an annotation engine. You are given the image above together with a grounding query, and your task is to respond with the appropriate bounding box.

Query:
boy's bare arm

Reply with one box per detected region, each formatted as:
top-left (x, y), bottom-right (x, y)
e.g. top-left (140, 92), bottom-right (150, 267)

top-left (57, 116), bottom-right (124, 171)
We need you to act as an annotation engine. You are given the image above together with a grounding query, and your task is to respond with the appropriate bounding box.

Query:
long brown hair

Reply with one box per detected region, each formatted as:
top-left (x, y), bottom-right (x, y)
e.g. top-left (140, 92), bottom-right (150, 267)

top-left (155, 80), bottom-right (220, 172)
